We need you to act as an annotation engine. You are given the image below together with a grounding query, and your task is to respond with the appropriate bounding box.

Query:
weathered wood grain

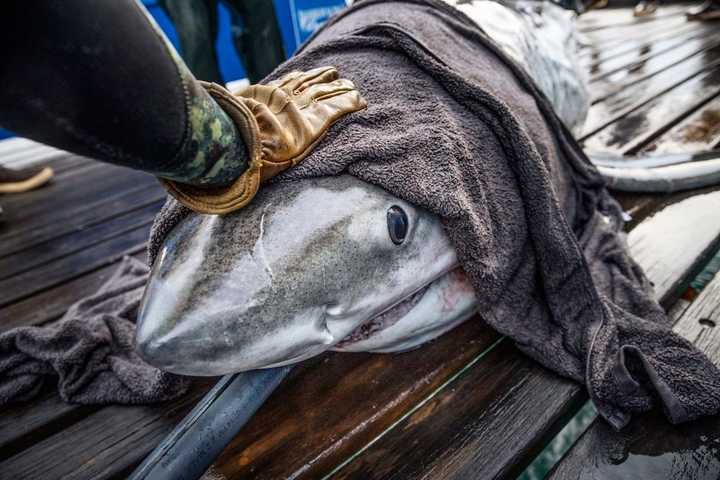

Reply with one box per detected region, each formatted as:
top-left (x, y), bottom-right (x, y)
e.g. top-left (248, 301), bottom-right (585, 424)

top-left (0, 221), bottom-right (149, 308)
top-left (579, 17), bottom-right (695, 70)
top-left (0, 140), bottom-right (80, 171)
top-left (212, 320), bottom-right (500, 479)
top-left (627, 190), bottom-right (720, 301)
top-left (623, 87), bottom-right (720, 154)
top-left (589, 32), bottom-right (720, 104)
top-left (0, 390), bottom-right (101, 462)
top-left (0, 163), bottom-right (153, 232)
top-left (0, 250), bottom-right (146, 333)
top-left (642, 94), bottom-right (720, 153)
top-left (0, 381), bottom-right (215, 480)
top-left (0, 183), bottom-right (164, 258)
top-left (579, 5), bottom-right (687, 34)
top-left (315, 189), bottom-right (720, 480)
top-left (583, 65), bottom-right (720, 152)
top-left (548, 251), bottom-right (720, 480)
top-left (588, 26), bottom-right (715, 82)
top-left (0, 201), bottom-right (161, 281)
top-left (580, 21), bottom-right (699, 66)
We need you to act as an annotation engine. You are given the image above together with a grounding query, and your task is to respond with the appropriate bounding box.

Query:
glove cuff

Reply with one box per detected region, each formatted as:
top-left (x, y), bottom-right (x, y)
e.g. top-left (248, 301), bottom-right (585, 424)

top-left (160, 81), bottom-right (265, 215)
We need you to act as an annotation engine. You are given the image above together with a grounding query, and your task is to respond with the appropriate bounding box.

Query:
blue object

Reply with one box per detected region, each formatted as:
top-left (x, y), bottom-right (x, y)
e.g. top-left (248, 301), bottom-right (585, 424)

top-left (129, 367), bottom-right (292, 480)
top-left (142, 0), bottom-right (347, 82)
top-left (276, 0), bottom-right (348, 53)
top-left (142, 0), bottom-right (248, 82)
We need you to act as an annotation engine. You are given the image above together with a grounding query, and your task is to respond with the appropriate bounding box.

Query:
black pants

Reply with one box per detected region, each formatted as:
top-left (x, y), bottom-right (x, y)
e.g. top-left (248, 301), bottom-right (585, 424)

top-left (160, 0), bottom-right (286, 83)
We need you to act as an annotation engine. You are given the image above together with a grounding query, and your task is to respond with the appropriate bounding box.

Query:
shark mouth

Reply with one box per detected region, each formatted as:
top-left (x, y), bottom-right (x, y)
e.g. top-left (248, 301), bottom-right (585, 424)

top-left (334, 269), bottom-right (457, 349)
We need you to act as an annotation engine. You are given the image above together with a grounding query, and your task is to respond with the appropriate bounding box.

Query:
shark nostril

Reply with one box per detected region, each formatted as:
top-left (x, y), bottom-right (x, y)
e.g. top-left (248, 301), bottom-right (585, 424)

top-left (325, 302), bottom-right (343, 317)
top-left (136, 335), bottom-right (167, 366)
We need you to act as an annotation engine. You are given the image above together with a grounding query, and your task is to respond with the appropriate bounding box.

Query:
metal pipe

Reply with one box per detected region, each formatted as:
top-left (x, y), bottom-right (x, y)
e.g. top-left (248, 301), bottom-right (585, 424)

top-left (129, 367), bottom-right (291, 480)
top-left (597, 157), bottom-right (720, 192)
top-left (587, 150), bottom-right (720, 169)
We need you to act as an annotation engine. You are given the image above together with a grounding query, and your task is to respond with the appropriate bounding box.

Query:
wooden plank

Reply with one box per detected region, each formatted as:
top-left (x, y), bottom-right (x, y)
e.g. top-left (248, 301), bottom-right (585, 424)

top-left (548, 250), bottom-right (720, 480)
top-left (0, 253), bottom-right (146, 333)
top-left (0, 391), bottom-right (101, 462)
top-left (580, 21), bottom-right (699, 66)
top-left (211, 321), bottom-right (500, 480)
top-left (0, 381), bottom-right (215, 480)
top-left (34, 152), bottom-right (93, 176)
top-left (0, 201), bottom-right (161, 281)
top-left (579, 5), bottom-right (688, 34)
top-left (640, 94), bottom-right (720, 153)
top-left (580, 17), bottom-right (693, 62)
top-left (621, 190), bottom-right (720, 301)
top-left (588, 26), bottom-right (714, 82)
top-left (314, 189), bottom-right (720, 479)
top-left (624, 87), bottom-right (720, 155)
top-left (328, 340), bottom-right (580, 480)
top-left (0, 183), bottom-right (164, 258)
top-left (582, 66), bottom-right (720, 153)
top-left (0, 162), bottom-right (152, 218)
top-left (0, 222), bottom-right (149, 308)
top-left (0, 138), bottom-right (69, 169)
top-left (589, 33), bottom-right (720, 105)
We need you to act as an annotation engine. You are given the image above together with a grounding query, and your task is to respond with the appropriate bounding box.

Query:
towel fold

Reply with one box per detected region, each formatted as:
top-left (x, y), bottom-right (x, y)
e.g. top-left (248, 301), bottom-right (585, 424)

top-left (0, 257), bottom-right (189, 406)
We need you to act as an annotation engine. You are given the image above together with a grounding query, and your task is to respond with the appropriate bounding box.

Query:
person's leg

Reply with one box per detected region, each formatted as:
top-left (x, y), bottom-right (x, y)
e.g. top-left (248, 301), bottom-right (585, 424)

top-left (0, 165), bottom-right (53, 194)
top-left (159, 0), bottom-right (224, 82)
top-left (224, 0), bottom-right (285, 83)
top-left (687, 0), bottom-right (720, 21)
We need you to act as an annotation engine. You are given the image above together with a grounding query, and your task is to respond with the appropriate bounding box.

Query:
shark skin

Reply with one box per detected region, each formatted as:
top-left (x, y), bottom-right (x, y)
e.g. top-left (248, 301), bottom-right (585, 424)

top-left (136, 176), bottom-right (479, 375)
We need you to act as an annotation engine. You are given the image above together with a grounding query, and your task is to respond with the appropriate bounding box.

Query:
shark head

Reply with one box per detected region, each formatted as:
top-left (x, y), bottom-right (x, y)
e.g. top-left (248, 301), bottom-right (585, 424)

top-left (136, 175), bottom-right (478, 376)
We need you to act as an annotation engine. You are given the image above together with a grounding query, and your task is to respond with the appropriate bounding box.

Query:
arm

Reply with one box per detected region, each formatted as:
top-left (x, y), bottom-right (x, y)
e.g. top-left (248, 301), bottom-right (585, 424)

top-left (0, 0), bottom-right (366, 213)
top-left (0, 0), bottom-right (247, 187)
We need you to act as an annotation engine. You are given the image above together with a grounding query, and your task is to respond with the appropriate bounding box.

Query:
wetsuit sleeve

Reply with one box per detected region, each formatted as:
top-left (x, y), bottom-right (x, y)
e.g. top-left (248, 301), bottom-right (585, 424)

top-left (0, 0), bottom-right (248, 187)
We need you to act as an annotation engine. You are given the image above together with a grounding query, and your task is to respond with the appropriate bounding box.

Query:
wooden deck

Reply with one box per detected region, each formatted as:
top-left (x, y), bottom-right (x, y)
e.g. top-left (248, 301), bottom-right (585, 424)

top-left (2, 4), bottom-right (720, 479)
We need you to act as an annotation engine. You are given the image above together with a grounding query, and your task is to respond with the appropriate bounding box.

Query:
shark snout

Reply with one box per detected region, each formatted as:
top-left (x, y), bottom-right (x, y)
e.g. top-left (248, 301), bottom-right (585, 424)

top-left (136, 271), bottom-right (338, 375)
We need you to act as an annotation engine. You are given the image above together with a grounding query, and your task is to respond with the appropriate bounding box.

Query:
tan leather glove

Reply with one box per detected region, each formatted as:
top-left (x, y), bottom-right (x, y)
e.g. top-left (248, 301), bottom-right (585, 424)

top-left (161, 66), bottom-right (367, 214)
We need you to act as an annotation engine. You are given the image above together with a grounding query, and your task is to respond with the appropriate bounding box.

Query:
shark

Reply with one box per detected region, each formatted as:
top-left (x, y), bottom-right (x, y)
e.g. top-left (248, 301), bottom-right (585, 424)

top-left (134, 0), bottom-right (571, 377)
top-left (136, 176), bottom-right (478, 375)
top-left (135, 0), bottom-right (720, 377)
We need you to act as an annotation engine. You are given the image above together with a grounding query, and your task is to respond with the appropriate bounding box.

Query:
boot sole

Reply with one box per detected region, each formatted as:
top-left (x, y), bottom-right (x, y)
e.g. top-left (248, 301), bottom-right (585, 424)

top-left (0, 167), bottom-right (54, 193)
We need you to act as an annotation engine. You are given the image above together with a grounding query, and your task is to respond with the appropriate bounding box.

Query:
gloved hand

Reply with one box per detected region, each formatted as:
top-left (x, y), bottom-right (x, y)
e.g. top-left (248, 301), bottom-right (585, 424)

top-left (162, 66), bottom-right (367, 214)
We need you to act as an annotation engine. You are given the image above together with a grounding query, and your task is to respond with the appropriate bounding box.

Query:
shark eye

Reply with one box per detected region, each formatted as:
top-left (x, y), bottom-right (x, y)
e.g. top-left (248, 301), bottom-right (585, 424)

top-left (387, 206), bottom-right (408, 245)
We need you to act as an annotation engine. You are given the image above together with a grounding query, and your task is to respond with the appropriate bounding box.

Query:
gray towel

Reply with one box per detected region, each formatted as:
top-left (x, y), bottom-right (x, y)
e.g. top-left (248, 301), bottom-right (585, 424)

top-left (0, 256), bottom-right (189, 406)
top-left (3, 0), bottom-right (719, 430)
top-left (151, 0), bottom-right (720, 429)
